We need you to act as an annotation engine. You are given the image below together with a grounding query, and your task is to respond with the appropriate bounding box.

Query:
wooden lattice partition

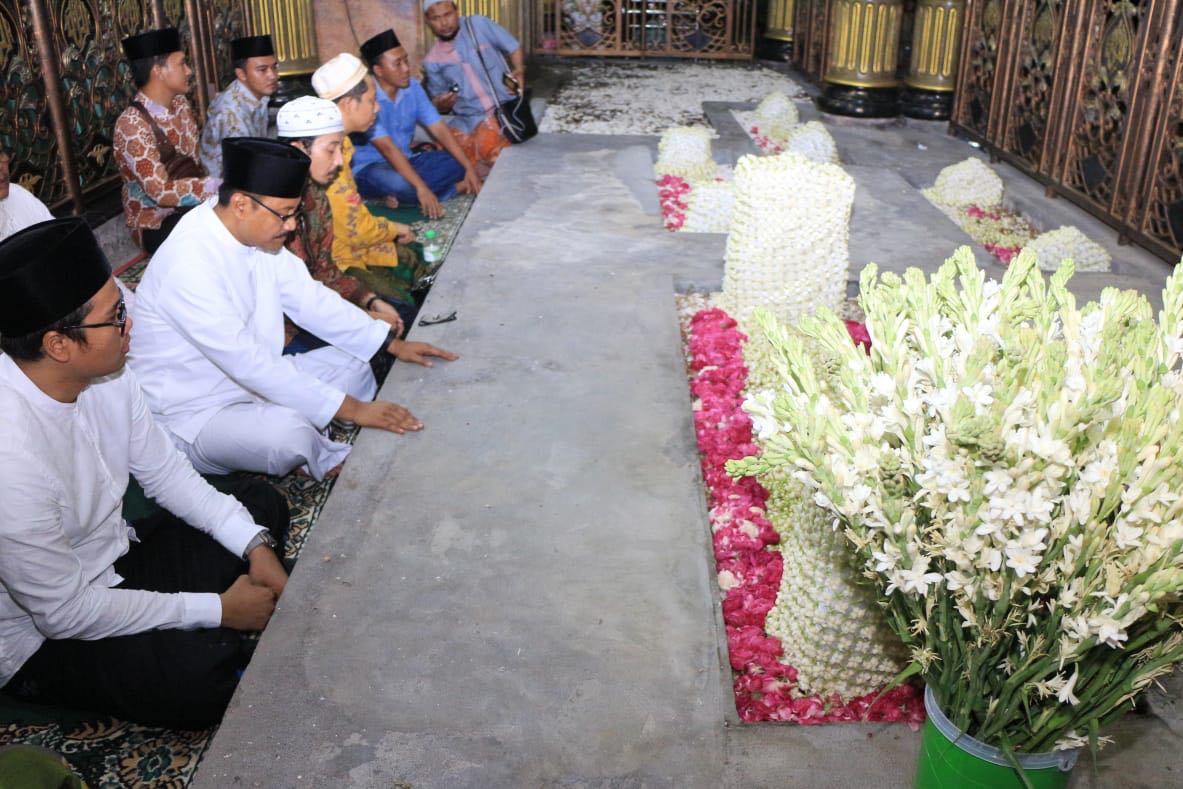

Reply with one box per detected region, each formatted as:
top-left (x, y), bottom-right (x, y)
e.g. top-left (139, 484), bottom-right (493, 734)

top-left (0, 0), bottom-right (245, 212)
top-left (952, 0), bottom-right (1183, 263)
top-left (537, 0), bottom-right (757, 59)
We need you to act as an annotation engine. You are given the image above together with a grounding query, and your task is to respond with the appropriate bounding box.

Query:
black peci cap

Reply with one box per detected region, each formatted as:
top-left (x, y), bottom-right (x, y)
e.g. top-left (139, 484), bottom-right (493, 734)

top-left (221, 137), bottom-right (310, 199)
top-left (122, 28), bottom-right (183, 61)
top-left (231, 34), bottom-right (275, 61)
top-left (360, 29), bottom-right (401, 67)
top-left (0, 218), bottom-right (111, 337)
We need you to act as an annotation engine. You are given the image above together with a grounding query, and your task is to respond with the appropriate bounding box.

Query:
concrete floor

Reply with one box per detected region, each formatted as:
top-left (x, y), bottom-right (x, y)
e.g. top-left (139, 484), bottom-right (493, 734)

top-left (192, 90), bottom-right (1183, 788)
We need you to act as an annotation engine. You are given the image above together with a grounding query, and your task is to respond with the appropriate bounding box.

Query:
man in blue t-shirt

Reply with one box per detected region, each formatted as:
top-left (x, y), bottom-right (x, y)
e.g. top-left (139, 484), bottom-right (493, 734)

top-left (352, 29), bottom-right (481, 219)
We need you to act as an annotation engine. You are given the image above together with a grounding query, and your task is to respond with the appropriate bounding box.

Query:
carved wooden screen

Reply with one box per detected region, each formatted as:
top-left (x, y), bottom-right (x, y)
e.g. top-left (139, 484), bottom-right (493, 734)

top-left (1127, 1), bottom-right (1183, 259)
top-left (0, 0), bottom-right (67, 207)
top-left (1055, 1), bottom-right (1153, 217)
top-left (541, 0), bottom-right (757, 59)
top-left (1, 0), bottom-right (244, 211)
top-left (953, 0), bottom-right (1183, 263)
top-left (51, 0), bottom-right (152, 198)
top-left (999, 0), bottom-right (1069, 173)
top-left (950, 0), bottom-right (1016, 141)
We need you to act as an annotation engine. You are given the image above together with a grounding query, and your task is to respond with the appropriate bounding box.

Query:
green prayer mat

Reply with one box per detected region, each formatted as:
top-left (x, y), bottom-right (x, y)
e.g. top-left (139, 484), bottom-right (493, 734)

top-left (367, 193), bottom-right (475, 267)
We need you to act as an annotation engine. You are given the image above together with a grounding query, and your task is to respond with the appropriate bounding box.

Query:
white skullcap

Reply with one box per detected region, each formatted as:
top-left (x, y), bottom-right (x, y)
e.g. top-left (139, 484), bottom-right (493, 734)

top-left (423, 0), bottom-right (454, 12)
top-left (311, 53), bottom-right (368, 101)
top-left (277, 96), bottom-right (344, 137)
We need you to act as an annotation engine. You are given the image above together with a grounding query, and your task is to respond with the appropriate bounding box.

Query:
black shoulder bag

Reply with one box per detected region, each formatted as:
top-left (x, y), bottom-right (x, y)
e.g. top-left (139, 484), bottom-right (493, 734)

top-left (465, 17), bottom-right (537, 144)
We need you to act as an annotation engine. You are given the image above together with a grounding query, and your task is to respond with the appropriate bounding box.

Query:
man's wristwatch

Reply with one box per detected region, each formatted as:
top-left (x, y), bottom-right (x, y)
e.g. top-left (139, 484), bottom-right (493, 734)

top-left (242, 529), bottom-right (278, 560)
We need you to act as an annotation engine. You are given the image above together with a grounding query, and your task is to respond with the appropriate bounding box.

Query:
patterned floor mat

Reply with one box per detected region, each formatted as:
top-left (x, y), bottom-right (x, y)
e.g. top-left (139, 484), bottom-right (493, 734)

top-left (367, 192), bottom-right (475, 267)
top-left (0, 201), bottom-right (453, 787)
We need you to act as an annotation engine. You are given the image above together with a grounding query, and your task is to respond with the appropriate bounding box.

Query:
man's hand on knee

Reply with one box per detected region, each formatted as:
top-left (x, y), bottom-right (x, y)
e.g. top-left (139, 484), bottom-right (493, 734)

top-left (220, 575), bottom-right (277, 631)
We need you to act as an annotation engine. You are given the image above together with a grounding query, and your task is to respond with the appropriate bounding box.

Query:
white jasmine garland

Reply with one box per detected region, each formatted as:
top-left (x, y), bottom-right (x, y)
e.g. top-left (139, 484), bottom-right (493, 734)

top-left (682, 174), bottom-right (735, 233)
top-left (785, 121), bottom-right (840, 164)
top-left (757, 466), bottom-right (907, 699)
top-left (1023, 226), bottom-right (1112, 273)
top-left (719, 151), bottom-right (854, 328)
top-left (654, 126), bottom-right (719, 183)
top-left (729, 247), bottom-right (1183, 757)
top-left (923, 157), bottom-right (1004, 208)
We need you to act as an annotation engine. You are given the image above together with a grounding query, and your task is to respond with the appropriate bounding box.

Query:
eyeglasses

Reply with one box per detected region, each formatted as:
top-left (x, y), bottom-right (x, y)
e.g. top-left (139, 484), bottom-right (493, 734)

top-left (246, 193), bottom-right (302, 223)
top-left (62, 297), bottom-right (128, 336)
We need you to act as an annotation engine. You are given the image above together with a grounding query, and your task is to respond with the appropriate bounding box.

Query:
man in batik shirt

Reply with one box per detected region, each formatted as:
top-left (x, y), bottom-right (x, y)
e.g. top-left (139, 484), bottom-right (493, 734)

top-left (279, 96), bottom-right (407, 337)
top-left (311, 55), bottom-right (433, 325)
top-left (199, 35), bottom-right (279, 177)
top-left (113, 28), bottom-right (219, 253)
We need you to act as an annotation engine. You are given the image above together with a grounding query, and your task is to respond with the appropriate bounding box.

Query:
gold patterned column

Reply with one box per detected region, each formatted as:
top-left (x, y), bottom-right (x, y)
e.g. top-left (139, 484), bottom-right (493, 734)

top-left (900, 0), bottom-right (965, 119)
top-left (760, 0), bottom-right (794, 60)
top-left (246, 0), bottom-right (317, 76)
top-left (765, 0), bottom-right (794, 42)
top-left (818, 0), bottom-right (903, 117)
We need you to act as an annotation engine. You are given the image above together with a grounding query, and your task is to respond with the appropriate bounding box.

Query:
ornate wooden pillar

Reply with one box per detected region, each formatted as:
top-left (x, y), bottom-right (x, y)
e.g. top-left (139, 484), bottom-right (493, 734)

top-left (900, 0), bottom-right (965, 119)
top-left (818, 0), bottom-right (904, 117)
top-left (28, 0), bottom-right (84, 212)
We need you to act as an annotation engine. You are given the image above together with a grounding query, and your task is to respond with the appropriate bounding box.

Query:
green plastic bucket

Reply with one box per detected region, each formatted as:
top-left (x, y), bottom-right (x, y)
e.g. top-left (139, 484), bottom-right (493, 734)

top-left (914, 687), bottom-right (1079, 789)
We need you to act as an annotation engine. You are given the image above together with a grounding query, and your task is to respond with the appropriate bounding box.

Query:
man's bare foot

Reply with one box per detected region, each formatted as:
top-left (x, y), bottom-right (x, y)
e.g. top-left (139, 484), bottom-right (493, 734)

top-left (382, 195), bottom-right (399, 209)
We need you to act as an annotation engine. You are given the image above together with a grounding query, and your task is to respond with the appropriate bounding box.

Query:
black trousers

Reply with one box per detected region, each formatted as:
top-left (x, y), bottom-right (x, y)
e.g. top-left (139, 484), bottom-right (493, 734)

top-left (6, 478), bottom-right (289, 730)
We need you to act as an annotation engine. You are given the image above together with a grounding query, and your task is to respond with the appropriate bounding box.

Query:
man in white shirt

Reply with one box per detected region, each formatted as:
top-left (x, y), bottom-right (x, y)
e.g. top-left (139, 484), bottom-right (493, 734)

top-left (130, 137), bottom-right (457, 480)
top-left (0, 217), bottom-right (288, 729)
top-left (0, 151), bottom-right (54, 242)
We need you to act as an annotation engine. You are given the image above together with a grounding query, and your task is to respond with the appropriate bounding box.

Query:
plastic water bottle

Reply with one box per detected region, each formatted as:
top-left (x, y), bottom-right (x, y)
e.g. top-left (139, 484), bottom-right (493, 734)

top-left (423, 229), bottom-right (442, 267)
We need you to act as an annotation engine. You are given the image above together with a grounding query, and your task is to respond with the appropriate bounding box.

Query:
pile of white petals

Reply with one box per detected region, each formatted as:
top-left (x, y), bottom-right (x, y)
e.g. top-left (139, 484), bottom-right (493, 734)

top-left (923, 157), bottom-right (1004, 209)
top-left (682, 174), bottom-right (735, 233)
top-left (655, 126), bottom-right (719, 183)
top-left (731, 247), bottom-right (1183, 754)
top-left (753, 91), bottom-right (800, 141)
top-left (1024, 226), bottom-right (1112, 272)
top-left (786, 121), bottom-right (840, 164)
top-left (719, 151), bottom-right (854, 328)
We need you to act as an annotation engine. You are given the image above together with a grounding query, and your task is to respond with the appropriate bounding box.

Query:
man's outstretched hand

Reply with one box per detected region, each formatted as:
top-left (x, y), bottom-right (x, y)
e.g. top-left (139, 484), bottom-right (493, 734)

top-left (388, 340), bottom-right (459, 368)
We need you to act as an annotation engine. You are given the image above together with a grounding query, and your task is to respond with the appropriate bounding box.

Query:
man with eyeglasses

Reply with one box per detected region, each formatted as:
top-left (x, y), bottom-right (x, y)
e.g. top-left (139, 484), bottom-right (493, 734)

top-left (0, 217), bottom-right (289, 729)
top-left (129, 137), bottom-right (458, 481)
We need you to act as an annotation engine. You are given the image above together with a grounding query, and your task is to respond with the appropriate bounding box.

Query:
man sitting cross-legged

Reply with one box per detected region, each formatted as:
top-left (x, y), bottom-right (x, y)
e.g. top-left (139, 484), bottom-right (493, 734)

top-left (199, 35), bottom-right (280, 178)
top-left (129, 137), bottom-right (458, 481)
top-left (422, 0), bottom-right (522, 176)
top-left (348, 30), bottom-right (481, 219)
top-left (312, 56), bottom-right (437, 320)
top-left (0, 218), bottom-right (288, 730)
top-left (113, 28), bottom-right (218, 253)
top-left (280, 95), bottom-right (428, 336)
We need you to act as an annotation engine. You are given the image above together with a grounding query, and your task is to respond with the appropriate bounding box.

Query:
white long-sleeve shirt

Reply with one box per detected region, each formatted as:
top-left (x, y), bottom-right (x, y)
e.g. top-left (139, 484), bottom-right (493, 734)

top-left (0, 355), bottom-right (264, 686)
top-left (0, 183), bottom-right (54, 242)
top-left (128, 199), bottom-right (390, 443)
